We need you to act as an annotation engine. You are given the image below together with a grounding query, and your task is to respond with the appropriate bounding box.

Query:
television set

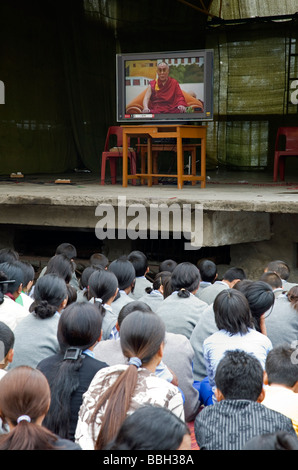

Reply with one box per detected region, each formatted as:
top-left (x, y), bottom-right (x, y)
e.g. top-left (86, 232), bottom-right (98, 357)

top-left (116, 49), bottom-right (214, 124)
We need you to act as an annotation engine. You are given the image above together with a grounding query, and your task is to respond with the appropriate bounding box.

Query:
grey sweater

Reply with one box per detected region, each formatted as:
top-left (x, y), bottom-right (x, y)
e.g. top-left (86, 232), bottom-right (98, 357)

top-left (8, 312), bottom-right (60, 369)
top-left (156, 291), bottom-right (208, 339)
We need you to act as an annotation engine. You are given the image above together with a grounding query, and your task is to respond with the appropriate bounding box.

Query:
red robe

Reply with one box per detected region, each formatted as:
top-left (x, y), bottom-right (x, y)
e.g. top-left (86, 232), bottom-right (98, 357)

top-left (149, 77), bottom-right (187, 114)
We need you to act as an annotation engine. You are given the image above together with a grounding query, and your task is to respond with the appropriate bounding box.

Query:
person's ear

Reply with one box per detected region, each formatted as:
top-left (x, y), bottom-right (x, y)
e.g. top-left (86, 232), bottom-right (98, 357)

top-left (292, 380), bottom-right (298, 393)
top-left (257, 387), bottom-right (265, 403)
top-left (214, 387), bottom-right (224, 402)
top-left (6, 348), bottom-right (14, 364)
top-left (263, 371), bottom-right (269, 385)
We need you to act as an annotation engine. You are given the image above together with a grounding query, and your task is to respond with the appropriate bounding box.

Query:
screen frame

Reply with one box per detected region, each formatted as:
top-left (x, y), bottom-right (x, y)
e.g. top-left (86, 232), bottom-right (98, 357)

top-left (116, 49), bottom-right (214, 124)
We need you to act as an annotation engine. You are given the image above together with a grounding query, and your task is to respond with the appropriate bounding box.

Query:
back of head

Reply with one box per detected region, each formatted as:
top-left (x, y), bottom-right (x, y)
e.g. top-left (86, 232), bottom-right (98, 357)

top-left (197, 259), bottom-right (217, 283)
top-left (0, 262), bottom-right (24, 296)
top-left (30, 274), bottom-right (67, 319)
top-left (79, 266), bottom-right (102, 290)
top-left (0, 366), bottom-right (55, 450)
top-left (0, 321), bottom-right (14, 361)
top-left (108, 256), bottom-right (135, 291)
top-left (105, 405), bottom-right (190, 450)
top-left (215, 350), bottom-right (264, 401)
top-left (223, 267), bottom-right (246, 283)
top-left (265, 345), bottom-right (298, 388)
top-left (259, 271), bottom-right (282, 290)
top-left (120, 310), bottom-right (165, 365)
top-left (242, 280), bottom-right (275, 331)
top-left (118, 300), bottom-right (153, 329)
top-left (88, 269), bottom-right (118, 304)
top-left (55, 243), bottom-right (77, 260)
top-left (171, 262), bottom-right (200, 298)
top-left (16, 261), bottom-right (35, 287)
top-left (265, 260), bottom-right (290, 281)
top-left (57, 302), bottom-right (104, 353)
top-left (159, 259), bottom-right (177, 273)
top-left (213, 289), bottom-right (252, 335)
top-left (286, 285), bottom-right (298, 311)
top-left (0, 248), bottom-right (19, 264)
top-left (44, 254), bottom-right (74, 284)
top-left (90, 252), bottom-right (109, 269)
top-left (127, 250), bottom-right (148, 277)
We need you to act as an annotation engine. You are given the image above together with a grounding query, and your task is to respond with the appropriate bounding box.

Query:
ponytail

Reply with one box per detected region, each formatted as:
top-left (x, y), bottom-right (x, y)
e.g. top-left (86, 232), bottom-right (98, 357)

top-left (177, 288), bottom-right (191, 298)
top-left (91, 311), bottom-right (165, 450)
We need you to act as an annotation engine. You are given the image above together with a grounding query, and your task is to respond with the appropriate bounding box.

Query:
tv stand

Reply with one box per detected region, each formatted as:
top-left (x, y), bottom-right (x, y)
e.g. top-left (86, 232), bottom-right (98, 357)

top-left (121, 124), bottom-right (207, 190)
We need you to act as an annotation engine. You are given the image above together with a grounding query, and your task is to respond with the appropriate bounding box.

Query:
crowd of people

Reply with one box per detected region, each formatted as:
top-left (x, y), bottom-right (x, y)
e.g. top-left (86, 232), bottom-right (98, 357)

top-left (0, 244), bottom-right (297, 451)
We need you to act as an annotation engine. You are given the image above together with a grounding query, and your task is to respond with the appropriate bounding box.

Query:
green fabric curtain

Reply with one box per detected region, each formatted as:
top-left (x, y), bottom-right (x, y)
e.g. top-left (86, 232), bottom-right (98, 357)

top-left (0, 0), bottom-right (116, 176)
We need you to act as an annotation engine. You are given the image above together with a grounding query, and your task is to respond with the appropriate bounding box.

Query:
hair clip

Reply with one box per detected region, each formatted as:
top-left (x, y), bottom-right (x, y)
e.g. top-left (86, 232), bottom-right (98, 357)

top-left (63, 347), bottom-right (83, 361)
top-left (0, 279), bottom-right (15, 284)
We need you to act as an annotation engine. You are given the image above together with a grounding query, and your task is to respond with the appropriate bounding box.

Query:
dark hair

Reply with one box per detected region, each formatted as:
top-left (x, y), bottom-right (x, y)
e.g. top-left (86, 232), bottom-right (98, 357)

top-left (128, 250), bottom-right (148, 277)
top-left (79, 266), bottom-right (102, 290)
top-left (0, 248), bottom-right (19, 264)
top-left (259, 271), bottom-right (282, 289)
top-left (197, 259), bottom-right (217, 283)
top-left (145, 271), bottom-right (171, 294)
top-left (66, 284), bottom-right (77, 305)
top-left (108, 257), bottom-right (135, 291)
top-left (90, 253), bottom-right (109, 269)
top-left (0, 270), bottom-right (9, 305)
top-left (215, 350), bottom-right (264, 400)
top-left (265, 260), bottom-right (290, 281)
top-left (0, 262), bottom-right (24, 295)
top-left (105, 405), bottom-right (190, 450)
top-left (55, 243), bottom-right (77, 260)
top-left (0, 366), bottom-right (57, 450)
top-left (244, 431), bottom-right (298, 450)
top-left (44, 254), bottom-right (74, 284)
top-left (170, 262), bottom-right (200, 298)
top-left (159, 259), bottom-right (177, 273)
top-left (236, 280), bottom-right (275, 332)
top-left (16, 261), bottom-right (35, 288)
top-left (223, 267), bottom-right (246, 282)
top-left (118, 300), bottom-right (153, 329)
top-left (286, 285), bottom-right (298, 311)
top-left (91, 310), bottom-right (165, 450)
top-left (30, 274), bottom-right (67, 319)
top-left (213, 289), bottom-right (252, 335)
top-left (265, 345), bottom-right (298, 388)
top-left (88, 269), bottom-right (118, 305)
top-left (0, 321), bottom-right (14, 361)
top-left (42, 302), bottom-right (104, 439)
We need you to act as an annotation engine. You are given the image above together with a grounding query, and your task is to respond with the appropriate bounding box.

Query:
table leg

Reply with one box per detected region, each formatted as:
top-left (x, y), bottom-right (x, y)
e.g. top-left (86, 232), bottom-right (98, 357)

top-left (122, 131), bottom-right (128, 187)
top-left (201, 136), bottom-right (206, 189)
top-left (147, 137), bottom-right (152, 187)
top-left (176, 136), bottom-right (183, 190)
top-left (191, 148), bottom-right (196, 186)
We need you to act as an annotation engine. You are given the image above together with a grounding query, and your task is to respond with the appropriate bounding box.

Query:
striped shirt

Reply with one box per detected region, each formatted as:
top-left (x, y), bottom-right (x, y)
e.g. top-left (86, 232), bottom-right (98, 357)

top-left (195, 399), bottom-right (296, 450)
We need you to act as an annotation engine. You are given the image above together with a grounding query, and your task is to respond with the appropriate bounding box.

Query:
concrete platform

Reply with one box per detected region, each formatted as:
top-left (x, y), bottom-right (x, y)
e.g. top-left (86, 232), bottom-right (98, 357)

top-left (0, 169), bottom-right (298, 280)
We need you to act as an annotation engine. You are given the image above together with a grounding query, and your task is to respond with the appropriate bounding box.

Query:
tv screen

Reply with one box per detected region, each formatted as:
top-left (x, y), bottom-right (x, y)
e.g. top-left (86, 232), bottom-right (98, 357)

top-left (116, 49), bottom-right (214, 124)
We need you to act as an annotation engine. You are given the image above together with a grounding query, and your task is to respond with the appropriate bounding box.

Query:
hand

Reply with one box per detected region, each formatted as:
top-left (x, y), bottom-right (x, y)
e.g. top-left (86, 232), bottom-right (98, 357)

top-left (142, 107), bottom-right (151, 113)
top-left (178, 105), bottom-right (186, 113)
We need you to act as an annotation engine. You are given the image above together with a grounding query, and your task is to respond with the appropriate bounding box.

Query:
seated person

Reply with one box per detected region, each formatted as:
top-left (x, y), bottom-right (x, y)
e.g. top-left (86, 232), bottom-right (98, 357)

top-left (194, 350), bottom-right (296, 450)
top-left (262, 345), bottom-right (298, 436)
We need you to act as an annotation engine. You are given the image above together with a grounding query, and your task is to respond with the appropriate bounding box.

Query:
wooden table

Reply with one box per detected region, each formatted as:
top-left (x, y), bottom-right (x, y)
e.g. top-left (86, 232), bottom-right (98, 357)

top-left (122, 124), bottom-right (207, 190)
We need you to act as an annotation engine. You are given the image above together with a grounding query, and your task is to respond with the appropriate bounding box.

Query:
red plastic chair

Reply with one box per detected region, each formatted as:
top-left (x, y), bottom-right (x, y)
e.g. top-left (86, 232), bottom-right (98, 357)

top-left (274, 127), bottom-right (298, 181)
top-left (101, 126), bottom-right (137, 185)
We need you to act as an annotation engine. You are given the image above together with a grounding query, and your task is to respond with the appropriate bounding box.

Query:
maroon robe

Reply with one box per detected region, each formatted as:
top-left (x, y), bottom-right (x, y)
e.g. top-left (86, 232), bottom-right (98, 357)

top-left (149, 77), bottom-right (187, 114)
